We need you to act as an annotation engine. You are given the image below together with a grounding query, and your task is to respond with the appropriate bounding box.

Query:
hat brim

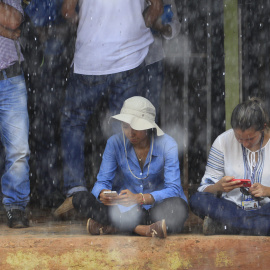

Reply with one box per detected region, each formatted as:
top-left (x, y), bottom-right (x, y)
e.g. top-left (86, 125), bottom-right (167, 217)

top-left (111, 114), bottom-right (164, 136)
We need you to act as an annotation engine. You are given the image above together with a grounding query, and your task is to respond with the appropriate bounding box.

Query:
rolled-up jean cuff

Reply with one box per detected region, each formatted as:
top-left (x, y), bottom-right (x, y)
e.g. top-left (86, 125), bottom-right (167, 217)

top-left (4, 205), bottom-right (26, 212)
top-left (67, 186), bottom-right (88, 197)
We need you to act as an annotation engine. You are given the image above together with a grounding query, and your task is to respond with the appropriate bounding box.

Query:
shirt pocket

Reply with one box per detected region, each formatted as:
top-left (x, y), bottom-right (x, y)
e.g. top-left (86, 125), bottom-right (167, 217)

top-left (148, 156), bottom-right (164, 175)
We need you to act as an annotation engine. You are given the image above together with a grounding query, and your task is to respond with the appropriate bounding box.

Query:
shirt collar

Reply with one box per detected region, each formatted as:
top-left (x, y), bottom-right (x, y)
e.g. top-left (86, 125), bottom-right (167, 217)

top-left (124, 135), bottom-right (160, 161)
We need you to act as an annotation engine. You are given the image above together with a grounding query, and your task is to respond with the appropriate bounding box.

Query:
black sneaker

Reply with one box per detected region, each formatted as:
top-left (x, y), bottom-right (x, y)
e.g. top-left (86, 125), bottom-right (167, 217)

top-left (203, 216), bottom-right (216, 235)
top-left (6, 209), bottom-right (29, 228)
top-left (203, 216), bottom-right (227, 235)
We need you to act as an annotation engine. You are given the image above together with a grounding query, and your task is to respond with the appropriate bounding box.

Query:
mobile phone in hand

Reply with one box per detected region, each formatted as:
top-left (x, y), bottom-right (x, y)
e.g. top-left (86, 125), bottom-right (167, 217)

top-left (103, 191), bottom-right (118, 197)
top-left (232, 179), bottom-right (251, 187)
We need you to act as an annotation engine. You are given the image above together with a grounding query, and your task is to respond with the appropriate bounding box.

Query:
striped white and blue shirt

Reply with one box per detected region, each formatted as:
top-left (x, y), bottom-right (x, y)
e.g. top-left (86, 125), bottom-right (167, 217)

top-left (198, 129), bottom-right (270, 207)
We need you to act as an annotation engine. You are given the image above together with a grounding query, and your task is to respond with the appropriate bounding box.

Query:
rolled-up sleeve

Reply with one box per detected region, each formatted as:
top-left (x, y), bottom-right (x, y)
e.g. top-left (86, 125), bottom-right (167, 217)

top-left (198, 137), bottom-right (225, 192)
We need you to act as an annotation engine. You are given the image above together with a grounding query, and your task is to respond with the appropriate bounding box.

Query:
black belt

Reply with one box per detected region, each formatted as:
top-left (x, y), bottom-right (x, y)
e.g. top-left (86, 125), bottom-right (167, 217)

top-left (0, 62), bottom-right (22, 81)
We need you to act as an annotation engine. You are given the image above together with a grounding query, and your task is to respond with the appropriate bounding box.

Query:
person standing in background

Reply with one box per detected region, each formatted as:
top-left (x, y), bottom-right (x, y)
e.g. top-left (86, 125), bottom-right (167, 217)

top-left (0, 0), bottom-right (30, 228)
top-left (22, 0), bottom-right (77, 209)
top-left (54, 0), bottom-right (163, 217)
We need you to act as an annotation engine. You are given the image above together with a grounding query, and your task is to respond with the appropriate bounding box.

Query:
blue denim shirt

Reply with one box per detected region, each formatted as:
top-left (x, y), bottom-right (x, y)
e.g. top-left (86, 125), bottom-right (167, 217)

top-left (92, 133), bottom-right (187, 211)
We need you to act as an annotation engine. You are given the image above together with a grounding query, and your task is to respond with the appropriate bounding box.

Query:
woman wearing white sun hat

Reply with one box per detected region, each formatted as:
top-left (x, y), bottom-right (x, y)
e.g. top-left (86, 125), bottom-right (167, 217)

top-left (72, 96), bottom-right (188, 238)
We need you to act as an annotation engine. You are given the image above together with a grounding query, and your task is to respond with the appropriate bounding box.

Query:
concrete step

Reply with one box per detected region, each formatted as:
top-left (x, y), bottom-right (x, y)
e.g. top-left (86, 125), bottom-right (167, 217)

top-left (0, 211), bottom-right (269, 270)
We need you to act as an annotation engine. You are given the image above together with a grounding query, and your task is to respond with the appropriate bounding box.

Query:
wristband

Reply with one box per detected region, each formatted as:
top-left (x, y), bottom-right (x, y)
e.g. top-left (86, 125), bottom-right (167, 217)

top-left (140, 193), bottom-right (146, 205)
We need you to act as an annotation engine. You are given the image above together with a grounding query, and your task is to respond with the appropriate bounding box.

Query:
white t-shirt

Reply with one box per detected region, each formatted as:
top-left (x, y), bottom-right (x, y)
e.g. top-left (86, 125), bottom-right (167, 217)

top-left (74, 0), bottom-right (154, 75)
top-left (198, 129), bottom-right (270, 207)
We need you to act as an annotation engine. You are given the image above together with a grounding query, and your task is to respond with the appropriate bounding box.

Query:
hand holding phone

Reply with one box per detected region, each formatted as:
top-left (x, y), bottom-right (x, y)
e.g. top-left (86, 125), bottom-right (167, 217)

top-left (103, 191), bottom-right (119, 197)
top-left (232, 179), bottom-right (251, 187)
top-left (100, 191), bottom-right (119, 206)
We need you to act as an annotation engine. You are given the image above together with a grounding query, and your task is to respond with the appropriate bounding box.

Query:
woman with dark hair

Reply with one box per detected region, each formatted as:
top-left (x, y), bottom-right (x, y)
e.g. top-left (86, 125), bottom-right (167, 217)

top-left (190, 97), bottom-right (270, 236)
top-left (60, 96), bottom-right (188, 238)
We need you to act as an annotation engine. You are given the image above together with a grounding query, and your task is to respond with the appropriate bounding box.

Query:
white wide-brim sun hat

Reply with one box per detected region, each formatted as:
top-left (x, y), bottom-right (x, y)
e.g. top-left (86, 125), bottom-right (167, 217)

top-left (111, 96), bottom-right (164, 136)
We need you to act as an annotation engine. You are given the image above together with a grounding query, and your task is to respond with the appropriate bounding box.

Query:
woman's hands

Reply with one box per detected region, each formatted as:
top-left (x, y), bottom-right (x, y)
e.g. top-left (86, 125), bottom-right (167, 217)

top-left (99, 189), bottom-right (119, 206)
top-left (117, 189), bottom-right (141, 206)
top-left (99, 189), bottom-right (145, 207)
top-left (217, 176), bottom-right (243, 193)
top-left (249, 183), bottom-right (270, 198)
top-left (204, 177), bottom-right (270, 198)
top-left (204, 176), bottom-right (243, 194)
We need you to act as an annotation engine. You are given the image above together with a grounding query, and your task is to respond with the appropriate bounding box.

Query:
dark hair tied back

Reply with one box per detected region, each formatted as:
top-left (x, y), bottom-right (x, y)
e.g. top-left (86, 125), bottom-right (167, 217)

top-left (231, 97), bottom-right (269, 131)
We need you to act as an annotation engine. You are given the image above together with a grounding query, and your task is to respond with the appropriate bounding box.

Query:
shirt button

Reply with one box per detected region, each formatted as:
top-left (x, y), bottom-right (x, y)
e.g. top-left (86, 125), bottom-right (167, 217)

top-left (140, 185), bottom-right (143, 187)
top-left (140, 173), bottom-right (142, 175)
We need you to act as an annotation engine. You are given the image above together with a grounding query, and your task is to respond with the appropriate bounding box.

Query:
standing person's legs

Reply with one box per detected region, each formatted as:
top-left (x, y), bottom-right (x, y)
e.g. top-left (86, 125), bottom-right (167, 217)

top-left (32, 60), bottom-right (66, 208)
top-left (143, 60), bottom-right (163, 123)
top-left (60, 71), bottom-right (110, 197)
top-left (108, 62), bottom-right (147, 132)
top-left (0, 72), bottom-right (30, 228)
top-left (190, 192), bottom-right (270, 235)
top-left (0, 143), bottom-right (4, 201)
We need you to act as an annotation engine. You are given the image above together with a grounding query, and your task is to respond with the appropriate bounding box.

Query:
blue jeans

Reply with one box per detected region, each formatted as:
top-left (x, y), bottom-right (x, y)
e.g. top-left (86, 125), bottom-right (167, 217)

top-left (141, 60), bottom-right (163, 120)
top-left (190, 192), bottom-right (270, 235)
top-left (0, 72), bottom-right (30, 211)
top-left (61, 63), bottom-right (146, 196)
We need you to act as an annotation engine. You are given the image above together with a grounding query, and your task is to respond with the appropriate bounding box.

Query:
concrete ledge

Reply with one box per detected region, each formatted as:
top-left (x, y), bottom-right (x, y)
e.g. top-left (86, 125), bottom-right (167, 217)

top-left (0, 219), bottom-right (269, 270)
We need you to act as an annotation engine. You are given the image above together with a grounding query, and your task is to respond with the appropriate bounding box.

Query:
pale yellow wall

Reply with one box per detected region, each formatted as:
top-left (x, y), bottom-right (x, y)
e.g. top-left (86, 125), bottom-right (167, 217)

top-left (224, 0), bottom-right (240, 129)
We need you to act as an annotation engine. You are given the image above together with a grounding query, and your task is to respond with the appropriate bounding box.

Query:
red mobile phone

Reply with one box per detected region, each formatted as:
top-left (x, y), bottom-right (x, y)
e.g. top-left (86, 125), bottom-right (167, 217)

top-left (232, 179), bottom-right (251, 187)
